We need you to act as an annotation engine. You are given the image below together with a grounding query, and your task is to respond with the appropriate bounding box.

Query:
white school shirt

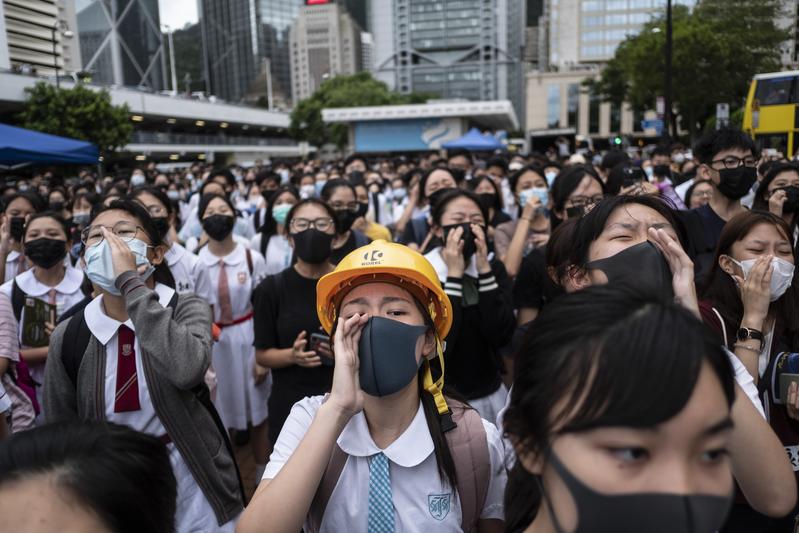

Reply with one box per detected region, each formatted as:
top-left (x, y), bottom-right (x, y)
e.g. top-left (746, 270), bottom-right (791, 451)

top-left (198, 244), bottom-right (267, 320)
top-left (84, 283), bottom-right (234, 533)
top-left (165, 242), bottom-right (216, 304)
top-left (263, 396), bottom-right (506, 532)
top-left (249, 233), bottom-right (293, 276)
top-left (3, 250), bottom-right (28, 283)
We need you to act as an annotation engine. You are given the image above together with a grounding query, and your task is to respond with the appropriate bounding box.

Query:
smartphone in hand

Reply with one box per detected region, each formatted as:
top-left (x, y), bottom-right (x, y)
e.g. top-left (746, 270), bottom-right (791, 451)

top-left (310, 332), bottom-right (334, 367)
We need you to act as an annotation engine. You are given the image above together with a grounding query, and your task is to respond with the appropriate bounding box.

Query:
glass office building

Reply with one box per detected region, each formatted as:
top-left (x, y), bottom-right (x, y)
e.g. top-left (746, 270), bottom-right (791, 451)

top-left (76, 0), bottom-right (165, 89)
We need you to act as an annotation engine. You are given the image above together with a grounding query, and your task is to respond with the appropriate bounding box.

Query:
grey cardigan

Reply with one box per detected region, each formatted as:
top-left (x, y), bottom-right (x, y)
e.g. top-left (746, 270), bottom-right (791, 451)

top-left (43, 271), bottom-right (243, 525)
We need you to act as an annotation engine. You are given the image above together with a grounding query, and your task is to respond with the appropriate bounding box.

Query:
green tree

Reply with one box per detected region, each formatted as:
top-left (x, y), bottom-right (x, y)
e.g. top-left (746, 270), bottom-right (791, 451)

top-left (289, 72), bottom-right (432, 148)
top-left (17, 82), bottom-right (133, 154)
top-left (593, 0), bottom-right (789, 140)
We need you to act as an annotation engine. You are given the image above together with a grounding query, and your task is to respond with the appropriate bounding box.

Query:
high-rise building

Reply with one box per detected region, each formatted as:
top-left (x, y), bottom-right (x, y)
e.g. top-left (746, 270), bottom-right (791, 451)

top-left (199, 0), bottom-right (303, 106)
top-left (370, 0), bottom-right (526, 128)
top-left (361, 31), bottom-right (373, 72)
top-left (289, 2), bottom-right (362, 103)
top-left (76, 0), bottom-right (165, 89)
top-left (0, 0), bottom-right (81, 77)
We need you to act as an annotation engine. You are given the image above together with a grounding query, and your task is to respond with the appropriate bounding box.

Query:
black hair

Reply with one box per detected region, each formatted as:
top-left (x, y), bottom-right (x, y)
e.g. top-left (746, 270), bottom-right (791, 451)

top-left (131, 186), bottom-right (175, 216)
top-left (701, 210), bottom-right (799, 349)
top-left (419, 167), bottom-right (456, 202)
top-left (344, 153), bottom-right (367, 168)
top-left (1, 191), bottom-right (46, 214)
top-left (199, 179), bottom-right (228, 198)
top-left (683, 179), bottom-right (714, 208)
top-left (208, 168), bottom-right (236, 188)
top-left (446, 148), bottom-right (472, 163)
top-left (568, 195), bottom-right (687, 268)
top-left (467, 176), bottom-right (503, 211)
top-left (198, 193), bottom-right (236, 220)
top-left (320, 178), bottom-right (356, 203)
top-left (550, 165), bottom-right (604, 212)
top-left (0, 421), bottom-right (176, 533)
top-left (651, 145), bottom-right (672, 159)
top-left (605, 162), bottom-right (644, 195)
top-left (486, 156), bottom-right (508, 173)
top-left (544, 217), bottom-right (579, 288)
top-left (430, 189), bottom-right (488, 227)
top-left (503, 284), bottom-right (735, 527)
top-left (752, 161), bottom-right (799, 212)
top-left (89, 198), bottom-right (175, 289)
top-left (599, 149), bottom-right (630, 171)
top-left (71, 191), bottom-right (100, 212)
top-left (285, 198), bottom-right (338, 234)
top-left (23, 211), bottom-right (70, 241)
top-left (508, 165), bottom-right (547, 194)
top-left (693, 126), bottom-right (758, 165)
top-left (256, 170), bottom-right (281, 188)
top-left (258, 185), bottom-right (300, 240)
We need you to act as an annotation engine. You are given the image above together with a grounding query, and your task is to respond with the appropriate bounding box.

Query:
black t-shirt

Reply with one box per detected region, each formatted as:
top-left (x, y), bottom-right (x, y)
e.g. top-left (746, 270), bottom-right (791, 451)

top-left (512, 248), bottom-right (562, 311)
top-left (252, 266), bottom-right (333, 441)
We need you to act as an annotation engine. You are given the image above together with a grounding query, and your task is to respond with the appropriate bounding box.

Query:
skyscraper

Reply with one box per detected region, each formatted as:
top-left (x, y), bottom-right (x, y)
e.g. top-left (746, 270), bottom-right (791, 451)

top-left (371, 0), bottom-right (526, 127)
top-left (199, 0), bottom-right (303, 106)
top-left (76, 0), bottom-right (166, 89)
top-left (289, 2), bottom-right (362, 103)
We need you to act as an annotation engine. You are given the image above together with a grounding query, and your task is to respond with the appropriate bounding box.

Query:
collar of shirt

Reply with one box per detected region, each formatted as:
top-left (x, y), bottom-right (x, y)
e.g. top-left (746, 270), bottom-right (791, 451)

top-left (336, 400), bottom-right (434, 468)
top-left (166, 241), bottom-right (186, 266)
top-left (15, 266), bottom-right (84, 297)
top-left (84, 283), bottom-right (175, 344)
top-left (6, 250), bottom-right (20, 262)
top-left (197, 242), bottom-right (245, 267)
top-left (425, 247), bottom-right (479, 281)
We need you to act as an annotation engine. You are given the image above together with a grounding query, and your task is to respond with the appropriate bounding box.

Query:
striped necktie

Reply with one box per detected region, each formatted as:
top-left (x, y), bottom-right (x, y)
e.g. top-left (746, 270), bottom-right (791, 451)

top-left (367, 452), bottom-right (395, 533)
top-left (217, 259), bottom-right (234, 324)
top-left (114, 325), bottom-right (140, 412)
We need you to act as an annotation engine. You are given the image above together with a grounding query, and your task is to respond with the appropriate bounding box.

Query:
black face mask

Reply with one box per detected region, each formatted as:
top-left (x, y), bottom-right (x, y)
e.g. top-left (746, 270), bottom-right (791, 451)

top-left (448, 167), bottom-right (466, 183)
top-left (292, 228), bottom-right (334, 264)
top-left (427, 187), bottom-right (454, 210)
top-left (780, 186), bottom-right (799, 214)
top-left (443, 222), bottom-right (478, 264)
top-left (152, 217), bottom-right (171, 240)
top-left (565, 205), bottom-right (586, 219)
top-left (202, 215), bottom-right (235, 241)
top-left (653, 164), bottom-right (671, 179)
top-left (586, 241), bottom-right (673, 301)
top-left (335, 209), bottom-right (359, 233)
top-left (478, 193), bottom-right (497, 212)
top-left (49, 201), bottom-right (64, 212)
top-left (717, 166), bottom-right (757, 200)
top-left (24, 238), bottom-right (67, 269)
top-left (355, 202), bottom-right (369, 218)
top-left (358, 317), bottom-right (428, 396)
top-left (9, 217), bottom-right (25, 242)
top-left (542, 451), bottom-right (732, 533)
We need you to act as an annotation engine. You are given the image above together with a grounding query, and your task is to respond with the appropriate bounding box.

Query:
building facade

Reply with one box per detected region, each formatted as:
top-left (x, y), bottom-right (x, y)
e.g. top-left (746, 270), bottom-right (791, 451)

top-left (75, 0), bottom-right (165, 89)
top-left (289, 2), bottom-right (362, 103)
top-left (0, 0), bottom-right (80, 77)
top-left (370, 0), bottom-right (526, 128)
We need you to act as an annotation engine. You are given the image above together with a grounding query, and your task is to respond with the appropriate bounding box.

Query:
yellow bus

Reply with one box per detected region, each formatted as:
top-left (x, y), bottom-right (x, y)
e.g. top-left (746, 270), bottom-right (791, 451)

top-left (743, 70), bottom-right (799, 157)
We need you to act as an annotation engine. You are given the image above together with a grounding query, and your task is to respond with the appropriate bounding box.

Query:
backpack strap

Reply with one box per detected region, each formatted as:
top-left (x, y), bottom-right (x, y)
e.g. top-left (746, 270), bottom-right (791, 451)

top-left (245, 247), bottom-right (253, 275)
top-left (446, 401), bottom-right (490, 533)
top-left (63, 308), bottom-right (92, 387)
top-left (306, 444), bottom-right (349, 533)
top-left (10, 280), bottom-right (24, 322)
top-left (259, 232), bottom-right (270, 258)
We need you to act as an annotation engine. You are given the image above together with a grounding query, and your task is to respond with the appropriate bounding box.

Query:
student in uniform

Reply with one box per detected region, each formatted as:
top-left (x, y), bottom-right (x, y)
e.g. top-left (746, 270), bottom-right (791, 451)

top-left (239, 240), bottom-right (506, 533)
top-left (0, 211), bottom-right (85, 421)
top-left (503, 285), bottom-right (738, 533)
top-left (196, 193), bottom-right (270, 481)
top-left (43, 198), bottom-right (243, 532)
top-left (0, 191), bottom-right (45, 285)
top-left (250, 185), bottom-right (299, 276)
top-left (424, 189), bottom-right (515, 422)
top-left (131, 187), bottom-right (215, 301)
top-left (252, 198), bottom-right (337, 446)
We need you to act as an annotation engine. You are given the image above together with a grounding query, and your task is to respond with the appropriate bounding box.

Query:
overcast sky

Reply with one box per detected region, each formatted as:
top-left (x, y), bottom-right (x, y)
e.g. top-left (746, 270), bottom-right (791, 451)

top-left (158, 0), bottom-right (198, 30)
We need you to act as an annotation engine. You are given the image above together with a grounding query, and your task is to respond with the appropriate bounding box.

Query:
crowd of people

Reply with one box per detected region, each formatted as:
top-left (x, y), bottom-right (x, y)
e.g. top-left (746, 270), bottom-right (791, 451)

top-left (0, 128), bottom-right (799, 532)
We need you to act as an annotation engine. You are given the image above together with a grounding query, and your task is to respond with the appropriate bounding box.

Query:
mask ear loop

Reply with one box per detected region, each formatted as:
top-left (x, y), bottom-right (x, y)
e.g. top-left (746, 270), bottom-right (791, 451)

top-left (423, 335), bottom-right (456, 432)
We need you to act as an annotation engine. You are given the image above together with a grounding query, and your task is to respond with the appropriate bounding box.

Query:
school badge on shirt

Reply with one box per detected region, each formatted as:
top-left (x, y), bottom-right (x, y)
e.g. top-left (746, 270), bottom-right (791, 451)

top-left (428, 493), bottom-right (451, 521)
top-left (237, 272), bottom-right (247, 284)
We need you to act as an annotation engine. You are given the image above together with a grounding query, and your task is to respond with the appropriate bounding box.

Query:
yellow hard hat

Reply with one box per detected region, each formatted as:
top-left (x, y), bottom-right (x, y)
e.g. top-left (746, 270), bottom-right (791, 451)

top-left (316, 240), bottom-right (452, 339)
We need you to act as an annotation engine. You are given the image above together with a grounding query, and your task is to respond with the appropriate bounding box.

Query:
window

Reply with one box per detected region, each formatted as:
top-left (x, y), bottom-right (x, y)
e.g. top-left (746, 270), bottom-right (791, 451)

top-left (589, 89), bottom-right (600, 134)
top-left (548, 85), bottom-right (560, 129)
top-left (755, 76), bottom-right (797, 105)
top-left (582, 1), bottom-right (602, 11)
top-left (567, 84), bottom-right (580, 128)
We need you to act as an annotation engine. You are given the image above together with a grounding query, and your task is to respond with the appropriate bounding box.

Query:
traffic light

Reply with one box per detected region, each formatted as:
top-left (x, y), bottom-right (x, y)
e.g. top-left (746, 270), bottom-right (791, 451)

top-left (613, 136), bottom-right (623, 146)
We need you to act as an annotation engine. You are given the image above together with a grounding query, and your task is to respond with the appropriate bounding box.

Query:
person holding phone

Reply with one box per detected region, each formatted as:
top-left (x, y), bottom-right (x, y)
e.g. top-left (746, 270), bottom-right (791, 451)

top-left (252, 198), bottom-right (337, 446)
top-left (699, 210), bottom-right (799, 532)
top-left (0, 192), bottom-right (45, 285)
top-left (239, 240), bottom-right (506, 533)
top-left (751, 162), bottom-right (799, 249)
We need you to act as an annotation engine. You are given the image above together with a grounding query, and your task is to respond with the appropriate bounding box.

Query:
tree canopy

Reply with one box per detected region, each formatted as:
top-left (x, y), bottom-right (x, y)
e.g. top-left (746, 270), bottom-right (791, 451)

top-left (591, 0), bottom-right (789, 139)
top-left (289, 72), bottom-right (431, 148)
top-left (17, 82), bottom-right (133, 155)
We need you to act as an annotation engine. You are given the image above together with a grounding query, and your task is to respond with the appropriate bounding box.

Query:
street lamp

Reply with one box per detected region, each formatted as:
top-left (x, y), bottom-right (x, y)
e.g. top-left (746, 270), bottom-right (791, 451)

top-left (51, 21), bottom-right (73, 89)
top-left (664, 0), bottom-right (673, 141)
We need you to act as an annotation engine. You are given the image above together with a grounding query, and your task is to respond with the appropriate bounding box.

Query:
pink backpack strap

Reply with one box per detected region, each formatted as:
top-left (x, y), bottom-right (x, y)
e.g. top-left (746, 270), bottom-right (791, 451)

top-left (446, 401), bottom-right (490, 533)
top-left (307, 444), bottom-right (349, 533)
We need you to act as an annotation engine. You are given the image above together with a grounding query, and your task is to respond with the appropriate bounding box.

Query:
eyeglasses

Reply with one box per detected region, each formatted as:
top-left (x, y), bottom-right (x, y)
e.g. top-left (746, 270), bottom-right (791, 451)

top-left (81, 221), bottom-right (143, 247)
top-left (144, 204), bottom-right (167, 217)
top-left (567, 194), bottom-right (605, 207)
top-left (710, 156), bottom-right (757, 169)
top-left (289, 217), bottom-right (334, 232)
top-left (329, 202), bottom-right (359, 212)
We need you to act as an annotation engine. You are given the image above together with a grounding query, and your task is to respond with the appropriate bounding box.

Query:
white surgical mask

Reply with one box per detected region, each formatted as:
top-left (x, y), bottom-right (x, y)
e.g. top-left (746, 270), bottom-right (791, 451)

top-left (85, 238), bottom-right (154, 295)
top-left (731, 256), bottom-right (795, 301)
top-left (545, 171), bottom-right (558, 186)
top-left (299, 184), bottom-right (316, 199)
top-left (131, 174), bottom-right (146, 187)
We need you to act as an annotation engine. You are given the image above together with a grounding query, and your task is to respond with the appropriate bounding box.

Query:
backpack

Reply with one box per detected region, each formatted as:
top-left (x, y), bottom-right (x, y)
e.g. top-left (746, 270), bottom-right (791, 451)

top-left (305, 400), bottom-right (490, 533)
top-left (60, 292), bottom-right (246, 502)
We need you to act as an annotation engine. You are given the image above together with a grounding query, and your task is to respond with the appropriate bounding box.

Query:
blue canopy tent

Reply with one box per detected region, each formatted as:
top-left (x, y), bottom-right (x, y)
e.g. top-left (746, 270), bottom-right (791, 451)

top-left (441, 127), bottom-right (505, 151)
top-left (0, 123), bottom-right (99, 169)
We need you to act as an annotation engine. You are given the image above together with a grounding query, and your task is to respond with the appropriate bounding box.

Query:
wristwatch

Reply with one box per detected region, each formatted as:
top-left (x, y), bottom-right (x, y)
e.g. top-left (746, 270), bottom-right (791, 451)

top-left (737, 327), bottom-right (764, 347)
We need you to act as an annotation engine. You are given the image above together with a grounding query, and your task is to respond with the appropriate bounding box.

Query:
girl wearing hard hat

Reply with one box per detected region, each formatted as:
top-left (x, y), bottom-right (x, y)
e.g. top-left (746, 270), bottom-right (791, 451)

top-left (238, 240), bottom-right (506, 533)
